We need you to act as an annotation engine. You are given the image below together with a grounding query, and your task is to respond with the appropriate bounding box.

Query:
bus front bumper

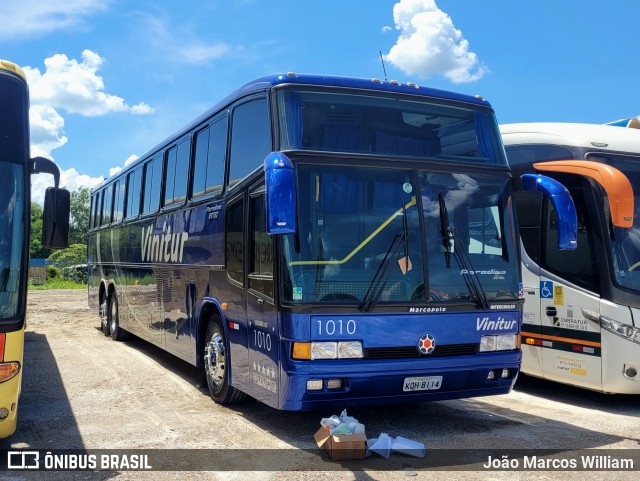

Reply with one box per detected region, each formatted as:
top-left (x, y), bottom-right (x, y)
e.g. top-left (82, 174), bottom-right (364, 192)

top-left (279, 351), bottom-right (521, 410)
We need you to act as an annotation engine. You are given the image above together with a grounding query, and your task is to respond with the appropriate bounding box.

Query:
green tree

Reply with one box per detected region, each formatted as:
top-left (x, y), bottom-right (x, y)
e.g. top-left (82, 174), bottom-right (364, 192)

top-left (69, 187), bottom-right (91, 245)
top-left (46, 243), bottom-right (87, 268)
top-left (30, 201), bottom-right (50, 259)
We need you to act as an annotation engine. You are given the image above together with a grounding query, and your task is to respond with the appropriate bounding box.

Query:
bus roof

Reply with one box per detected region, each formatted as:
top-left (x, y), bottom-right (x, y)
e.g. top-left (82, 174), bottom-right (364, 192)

top-left (0, 59), bottom-right (27, 82)
top-left (499, 122), bottom-right (640, 155)
top-left (243, 73), bottom-right (491, 106)
top-left (94, 73), bottom-right (493, 190)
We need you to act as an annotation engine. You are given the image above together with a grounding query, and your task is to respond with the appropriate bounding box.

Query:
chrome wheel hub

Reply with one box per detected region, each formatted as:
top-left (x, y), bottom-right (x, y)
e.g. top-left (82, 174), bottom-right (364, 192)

top-left (109, 300), bottom-right (117, 332)
top-left (100, 300), bottom-right (108, 329)
top-left (204, 333), bottom-right (225, 386)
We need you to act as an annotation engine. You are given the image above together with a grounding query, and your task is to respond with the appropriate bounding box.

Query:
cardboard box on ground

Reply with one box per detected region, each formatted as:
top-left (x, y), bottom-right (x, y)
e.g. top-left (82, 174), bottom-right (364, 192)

top-left (314, 410), bottom-right (426, 461)
top-left (314, 428), bottom-right (368, 461)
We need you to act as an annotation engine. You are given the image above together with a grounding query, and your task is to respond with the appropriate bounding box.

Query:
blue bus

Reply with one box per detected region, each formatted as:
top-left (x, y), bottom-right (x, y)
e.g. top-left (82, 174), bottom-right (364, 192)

top-left (87, 73), bottom-right (576, 410)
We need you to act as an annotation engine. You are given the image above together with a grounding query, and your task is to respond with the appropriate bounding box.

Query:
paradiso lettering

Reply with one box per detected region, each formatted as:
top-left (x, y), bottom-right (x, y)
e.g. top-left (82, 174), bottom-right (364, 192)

top-left (141, 222), bottom-right (189, 263)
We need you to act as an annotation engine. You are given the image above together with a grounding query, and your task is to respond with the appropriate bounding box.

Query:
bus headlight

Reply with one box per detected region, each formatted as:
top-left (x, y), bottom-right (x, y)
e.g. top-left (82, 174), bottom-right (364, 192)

top-left (480, 334), bottom-right (517, 352)
top-left (338, 341), bottom-right (363, 359)
top-left (583, 309), bottom-right (640, 345)
top-left (311, 342), bottom-right (337, 359)
top-left (292, 341), bottom-right (363, 360)
top-left (600, 317), bottom-right (640, 344)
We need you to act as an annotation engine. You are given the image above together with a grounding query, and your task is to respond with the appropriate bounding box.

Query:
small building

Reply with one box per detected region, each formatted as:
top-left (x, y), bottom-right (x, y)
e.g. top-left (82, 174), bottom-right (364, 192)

top-left (29, 258), bottom-right (48, 285)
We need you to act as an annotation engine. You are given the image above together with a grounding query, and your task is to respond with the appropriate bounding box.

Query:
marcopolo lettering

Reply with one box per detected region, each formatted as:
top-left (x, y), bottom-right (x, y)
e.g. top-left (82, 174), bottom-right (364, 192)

top-left (409, 307), bottom-right (447, 313)
top-left (141, 222), bottom-right (189, 263)
top-left (476, 316), bottom-right (517, 331)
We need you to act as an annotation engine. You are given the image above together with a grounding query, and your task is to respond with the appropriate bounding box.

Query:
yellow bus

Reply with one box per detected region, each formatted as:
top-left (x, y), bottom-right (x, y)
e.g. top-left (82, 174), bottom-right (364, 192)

top-left (0, 59), bottom-right (70, 438)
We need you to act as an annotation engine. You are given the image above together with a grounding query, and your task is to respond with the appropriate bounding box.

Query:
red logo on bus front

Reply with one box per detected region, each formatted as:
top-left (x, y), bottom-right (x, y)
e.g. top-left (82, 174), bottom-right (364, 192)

top-left (417, 333), bottom-right (436, 355)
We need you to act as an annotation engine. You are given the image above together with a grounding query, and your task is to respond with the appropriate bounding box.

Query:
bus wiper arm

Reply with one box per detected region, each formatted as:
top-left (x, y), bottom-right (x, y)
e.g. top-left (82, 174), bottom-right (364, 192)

top-left (0, 267), bottom-right (9, 292)
top-left (450, 227), bottom-right (490, 310)
top-left (359, 233), bottom-right (403, 312)
top-left (436, 192), bottom-right (489, 309)
top-left (438, 193), bottom-right (452, 268)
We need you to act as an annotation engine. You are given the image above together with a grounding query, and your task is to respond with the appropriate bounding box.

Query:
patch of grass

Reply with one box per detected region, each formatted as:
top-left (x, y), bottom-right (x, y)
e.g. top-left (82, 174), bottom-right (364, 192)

top-left (29, 278), bottom-right (86, 290)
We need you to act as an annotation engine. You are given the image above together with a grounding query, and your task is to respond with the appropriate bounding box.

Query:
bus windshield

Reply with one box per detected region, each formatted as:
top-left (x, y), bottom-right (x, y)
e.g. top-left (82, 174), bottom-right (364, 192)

top-left (594, 154), bottom-right (640, 292)
top-left (0, 148), bottom-right (26, 322)
top-left (281, 164), bottom-right (520, 304)
top-left (277, 88), bottom-right (507, 165)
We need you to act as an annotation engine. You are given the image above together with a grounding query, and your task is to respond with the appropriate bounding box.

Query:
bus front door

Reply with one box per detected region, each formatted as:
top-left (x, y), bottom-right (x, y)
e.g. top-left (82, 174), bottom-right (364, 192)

top-left (537, 276), bottom-right (602, 390)
top-left (245, 190), bottom-right (279, 408)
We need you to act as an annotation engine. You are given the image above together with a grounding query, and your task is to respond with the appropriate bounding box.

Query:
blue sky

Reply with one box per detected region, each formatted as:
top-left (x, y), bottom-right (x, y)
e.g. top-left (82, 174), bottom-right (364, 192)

top-left (2, 0), bottom-right (639, 202)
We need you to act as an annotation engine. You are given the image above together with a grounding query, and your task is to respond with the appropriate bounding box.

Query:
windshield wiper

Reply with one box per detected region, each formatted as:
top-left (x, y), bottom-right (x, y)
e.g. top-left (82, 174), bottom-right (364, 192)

top-left (438, 193), bottom-right (452, 268)
top-left (451, 228), bottom-right (490, 310)
top-left (0, 267), bottom-right (10, 293)
top-left (360, 200), bottom-right (412, 312)
top-left (437, 193), bottom-right (490, 310)
top-left (359, 233), bottom-right (403, 312)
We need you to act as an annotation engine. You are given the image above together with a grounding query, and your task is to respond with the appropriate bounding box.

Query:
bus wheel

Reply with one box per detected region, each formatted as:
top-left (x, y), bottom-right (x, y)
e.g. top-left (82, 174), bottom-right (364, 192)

top-left (100, 298), bottom-right (110, 336)
top-left (108, 291), bottom-right (130, 341)
top-left (203, 320), bottom-right (246, 404)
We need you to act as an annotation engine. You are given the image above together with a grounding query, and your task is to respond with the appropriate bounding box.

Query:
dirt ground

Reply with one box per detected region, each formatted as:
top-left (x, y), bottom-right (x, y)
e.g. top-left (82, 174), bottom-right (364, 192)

top-left (2, 289), bottom-right (640, 480)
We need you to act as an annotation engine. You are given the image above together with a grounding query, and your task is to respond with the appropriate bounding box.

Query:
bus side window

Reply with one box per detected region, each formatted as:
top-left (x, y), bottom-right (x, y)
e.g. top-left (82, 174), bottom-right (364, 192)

top-left (101, 185), bottom-right (113, 226)
top-left (164, 145), bottom-right (177, 206)
top-left (143, 154), bottom-right (162, 214)
top-left (113, 179), bottom-right (125, 223)
top-left (192, 126), bottom-right (209, 198)
top-left (174, 138), bottom-right (189, 203)
top-left (125, 168), bottom-right (141, 219)
top-left (90, 192), bottom-right (99, 229)
top-left (226, 196), bottom-right (245, 286)
top-left (165, 137), bottom-right (190, 206)
top-left (248, 193), bottom-right (273, 299)
top-left (192, 115), bottom-right (228, 199)
top-left (228, 98), bottom-right (270, 189)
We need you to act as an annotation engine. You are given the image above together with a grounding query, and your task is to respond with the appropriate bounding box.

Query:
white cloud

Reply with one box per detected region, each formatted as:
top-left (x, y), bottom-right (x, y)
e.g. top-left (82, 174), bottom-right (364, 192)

top-left (385, 0), bottom-right (486, 83)
top-left (32, 168), bottom-right (104, 205)
top-left (141, 13), bottom-right (231, 65)
top-left (24, 50), bottom-right (154, 117)
top-left (0, 1), bottom-right (108, 41)
top-left (107, 154), bottom-right (139, 179)
top-left (21, 50), bottom-right (154, 162)
top-left (124, 154), bottom-right (139, 167)
top-left (29, 105), bottom-right (68, 158)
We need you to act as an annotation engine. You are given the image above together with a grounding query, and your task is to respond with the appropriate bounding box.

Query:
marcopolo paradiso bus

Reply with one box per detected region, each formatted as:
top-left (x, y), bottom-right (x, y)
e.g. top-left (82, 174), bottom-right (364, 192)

top-left (87, 73), bottom-right (577, 410)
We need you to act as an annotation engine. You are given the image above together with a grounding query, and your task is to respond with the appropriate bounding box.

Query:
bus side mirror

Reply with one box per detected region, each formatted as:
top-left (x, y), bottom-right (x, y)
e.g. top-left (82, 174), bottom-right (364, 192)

top-left (43, 187), bottom-right (70, 249)
top-left (264, 152), bottom-right (297, 235)
top-left (521, 174), bottom-right (577, 250)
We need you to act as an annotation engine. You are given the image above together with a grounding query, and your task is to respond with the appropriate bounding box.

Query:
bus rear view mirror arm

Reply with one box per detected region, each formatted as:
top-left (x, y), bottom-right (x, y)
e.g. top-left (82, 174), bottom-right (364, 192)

top-left (31, 156), bottom-right (60, 188)
top-left (521, 174), bottom-right (578, 250)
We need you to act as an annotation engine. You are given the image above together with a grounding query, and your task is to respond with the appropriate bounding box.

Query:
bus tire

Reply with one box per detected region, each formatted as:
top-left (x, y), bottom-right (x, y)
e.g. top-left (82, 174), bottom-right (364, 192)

top-left (108, 291), bottom-right (130, 341)
top-left (203, 319), bottom-right (246, 404)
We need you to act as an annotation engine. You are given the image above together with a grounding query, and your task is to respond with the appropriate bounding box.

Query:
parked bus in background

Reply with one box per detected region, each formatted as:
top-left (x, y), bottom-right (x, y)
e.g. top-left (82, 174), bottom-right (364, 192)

top-left (0, 59), bottom-right (70, 437)
top-left (501, 121), bottom-right (640, 394)
top-left (88, 73), bottom-right (577, 410)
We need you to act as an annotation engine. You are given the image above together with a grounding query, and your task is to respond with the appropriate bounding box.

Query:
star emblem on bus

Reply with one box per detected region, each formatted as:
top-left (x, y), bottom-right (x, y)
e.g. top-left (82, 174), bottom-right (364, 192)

top-left (418, 333), bottom-right (436, 355)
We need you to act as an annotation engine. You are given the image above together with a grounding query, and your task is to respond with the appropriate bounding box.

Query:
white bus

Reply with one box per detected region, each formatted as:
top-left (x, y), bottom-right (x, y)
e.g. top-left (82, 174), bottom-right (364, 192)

top-left (501, 122), bottom-right (640, 394)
